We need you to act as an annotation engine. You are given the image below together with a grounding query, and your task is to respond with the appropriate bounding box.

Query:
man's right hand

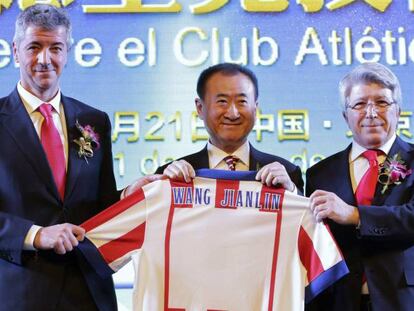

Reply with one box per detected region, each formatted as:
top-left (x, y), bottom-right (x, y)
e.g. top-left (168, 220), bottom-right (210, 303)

top-left (309, 190), bottom-right (360, 225)
top-left (163, 160), bottom-right (195, 183)
top-left (33, 223), bottom-right (85, 255)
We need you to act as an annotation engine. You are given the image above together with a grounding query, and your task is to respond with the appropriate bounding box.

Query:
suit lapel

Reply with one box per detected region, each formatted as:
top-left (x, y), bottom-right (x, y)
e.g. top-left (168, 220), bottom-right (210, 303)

top-left (334, 146), bottom-right (357, 206)
top-left (248, 145), bottom-right (261, 171)
top-left (191, 146), bottom-right (210, 169)
top-left (62, 95), bottom-right (84, 201)
top-left (0, 89), bottom-right (60, 198)
top-left (372, 137), bottom-right (413, 206)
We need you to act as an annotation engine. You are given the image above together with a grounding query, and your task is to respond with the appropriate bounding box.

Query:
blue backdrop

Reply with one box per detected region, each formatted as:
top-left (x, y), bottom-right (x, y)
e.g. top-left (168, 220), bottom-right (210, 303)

top-left (0, 1), bottom-right (413, 307)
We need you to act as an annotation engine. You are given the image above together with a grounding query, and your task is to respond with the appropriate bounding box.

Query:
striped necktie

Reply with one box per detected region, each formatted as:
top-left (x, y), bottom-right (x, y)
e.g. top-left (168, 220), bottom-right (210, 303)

top-left (223, 155), bottom-right (239, 171)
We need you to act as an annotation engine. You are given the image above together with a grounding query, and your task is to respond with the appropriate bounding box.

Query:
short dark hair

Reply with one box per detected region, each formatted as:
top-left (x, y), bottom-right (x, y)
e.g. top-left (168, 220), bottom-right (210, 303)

top-left (14, 4), bottom-right (73, 49)
top-left (196, 63), bottom-right (259, 100)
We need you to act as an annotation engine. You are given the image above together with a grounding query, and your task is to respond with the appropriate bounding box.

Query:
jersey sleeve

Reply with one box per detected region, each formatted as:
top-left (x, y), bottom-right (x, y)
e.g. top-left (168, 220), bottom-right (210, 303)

top-left (298, 211), bottom-right (349, 303)
top-left (78, 187), bottom-right (148, 278)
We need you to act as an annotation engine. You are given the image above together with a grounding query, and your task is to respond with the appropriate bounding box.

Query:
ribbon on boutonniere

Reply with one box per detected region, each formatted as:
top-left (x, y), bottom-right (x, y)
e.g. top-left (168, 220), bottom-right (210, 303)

top-left (378, 153), bottom-right (412, 194)
top-left (73, 120), bottom-right (100, 163)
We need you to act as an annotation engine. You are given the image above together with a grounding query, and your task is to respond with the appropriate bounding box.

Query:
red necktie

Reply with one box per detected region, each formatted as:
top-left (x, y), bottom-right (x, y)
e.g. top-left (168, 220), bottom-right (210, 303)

top-left (355, 150), bottom-right (380, 206)
top-left (39, 103), bottom-right (66, 199)
top-left (355, 150), bottom-right (381, 291)
top-left (223, 156), bottom-right (239, 171)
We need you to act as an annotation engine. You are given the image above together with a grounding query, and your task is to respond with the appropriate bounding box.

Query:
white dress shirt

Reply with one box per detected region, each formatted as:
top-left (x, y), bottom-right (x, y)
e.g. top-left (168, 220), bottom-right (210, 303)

top-left (207, 141), bottom-right (250, 171)
top-left (17, 82), bottom-right (68, 251)
top-left (207, 141), bottom-right (297, 193)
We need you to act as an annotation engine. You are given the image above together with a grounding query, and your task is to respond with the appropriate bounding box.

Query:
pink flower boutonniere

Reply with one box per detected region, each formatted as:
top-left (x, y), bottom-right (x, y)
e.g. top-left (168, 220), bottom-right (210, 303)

top-left (73, 120), bottom-right (100, 163)
top-left (378, 153), bottom-right (412, 194)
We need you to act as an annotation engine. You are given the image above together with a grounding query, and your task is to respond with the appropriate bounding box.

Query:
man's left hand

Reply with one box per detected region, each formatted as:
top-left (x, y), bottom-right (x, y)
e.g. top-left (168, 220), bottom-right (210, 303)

top-left (255, 161), bottom-right (295, 191)
top-left (310, 190), bottom-right (360, 225)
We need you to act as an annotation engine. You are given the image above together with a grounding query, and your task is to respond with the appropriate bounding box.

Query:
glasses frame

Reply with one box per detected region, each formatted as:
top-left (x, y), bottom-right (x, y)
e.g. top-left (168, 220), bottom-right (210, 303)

top-left (346, 100), bottom-right (395, 113)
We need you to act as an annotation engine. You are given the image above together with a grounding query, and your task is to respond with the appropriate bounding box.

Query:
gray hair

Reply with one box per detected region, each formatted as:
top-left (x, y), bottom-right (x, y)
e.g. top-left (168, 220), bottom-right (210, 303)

top-left (13, 4), bottom-right (73, 49)
top-left (339, 62), bottom-right (402, 111)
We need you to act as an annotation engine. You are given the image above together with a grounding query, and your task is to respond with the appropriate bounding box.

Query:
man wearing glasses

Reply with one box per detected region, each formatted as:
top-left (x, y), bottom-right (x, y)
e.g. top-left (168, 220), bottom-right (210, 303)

top-left (305, 63), bottom-right (414, 311)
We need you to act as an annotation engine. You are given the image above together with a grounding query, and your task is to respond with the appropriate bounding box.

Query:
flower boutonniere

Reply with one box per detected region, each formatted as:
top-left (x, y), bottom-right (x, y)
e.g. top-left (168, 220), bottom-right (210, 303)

top-left (378, 153), bottom-right (412, 194)
top-left (73, 120), bottom-right (100, 163)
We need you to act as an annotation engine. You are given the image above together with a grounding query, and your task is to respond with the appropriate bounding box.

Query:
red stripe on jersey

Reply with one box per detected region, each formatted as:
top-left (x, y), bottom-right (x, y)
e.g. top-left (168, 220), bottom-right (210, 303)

top-left (215, 179), bottom-right (239, 209)
top-left (82, 188), bottom-right (145, 232)
top-left (298, 226), bottom-right (324, 282)
top-left (167, 308), bottom-right (228, 311)
top-left (98, 221), bottom-right (146, 264)
top-left (165, 186), bottom-right (178, 311)
top-left (267, 186), bottom-right (285, 311)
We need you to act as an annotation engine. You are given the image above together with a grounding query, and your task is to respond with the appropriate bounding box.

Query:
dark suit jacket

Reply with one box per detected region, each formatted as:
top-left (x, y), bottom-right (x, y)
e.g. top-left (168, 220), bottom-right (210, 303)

top-left (306, 136), bottom-right (414, 311)
top-left (0, 88), bottom-right (120, 311)
top-left (156, 144), bottom-right (304, 193)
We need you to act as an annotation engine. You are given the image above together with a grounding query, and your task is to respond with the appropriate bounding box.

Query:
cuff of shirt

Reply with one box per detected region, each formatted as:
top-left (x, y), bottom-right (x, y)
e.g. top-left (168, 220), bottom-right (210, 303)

top-left (23, 225), bottom-right (42, 251)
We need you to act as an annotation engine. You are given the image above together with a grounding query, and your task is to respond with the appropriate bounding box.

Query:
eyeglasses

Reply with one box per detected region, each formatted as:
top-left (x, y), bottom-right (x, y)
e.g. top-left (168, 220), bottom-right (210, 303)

top-left (346, 100), bottom-right (395, 112)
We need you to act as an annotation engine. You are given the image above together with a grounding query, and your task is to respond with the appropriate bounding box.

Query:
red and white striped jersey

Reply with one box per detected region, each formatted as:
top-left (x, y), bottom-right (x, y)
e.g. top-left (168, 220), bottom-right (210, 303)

top-left (80, 170), bottom-right (348, 311)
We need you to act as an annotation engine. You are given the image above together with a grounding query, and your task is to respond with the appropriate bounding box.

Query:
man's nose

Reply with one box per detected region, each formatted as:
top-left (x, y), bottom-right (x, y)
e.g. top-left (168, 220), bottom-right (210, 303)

top-left (365, 103), bottom-right (378, 118)
top-left (37, 49), bottom-right (51, 65)
top-left (225, 103), bottom-right (240, 119)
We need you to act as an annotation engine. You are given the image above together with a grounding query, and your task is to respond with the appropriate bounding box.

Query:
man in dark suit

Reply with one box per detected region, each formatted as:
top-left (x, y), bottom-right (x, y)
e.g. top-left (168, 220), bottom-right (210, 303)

top-left (156, 63), bottom-right (303, 193)
top-left (306, 63), bottom-right (414, 311)
top-left (0, 4), bottom-right (154, 310)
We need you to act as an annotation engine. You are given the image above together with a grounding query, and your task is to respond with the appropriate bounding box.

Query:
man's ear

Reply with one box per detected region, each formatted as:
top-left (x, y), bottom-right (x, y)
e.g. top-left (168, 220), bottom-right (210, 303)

top-left (342, 110), bottom-right (348, 123)
top-left (12, 42), bottom-right (19, 64)
top-left (253, 101), bottom-right (258, 119)
top-left (396, 104), bottom-right (401, 118)
top-left (195, 98), bottom-right (203, 119)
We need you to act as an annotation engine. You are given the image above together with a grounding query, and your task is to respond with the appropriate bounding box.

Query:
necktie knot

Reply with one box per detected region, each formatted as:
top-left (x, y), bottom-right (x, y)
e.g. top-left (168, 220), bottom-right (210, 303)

top-left (223, 155), bottom-right (239, 171)
top-left (362, 149), bottom-right (381, 167)
top-left (39, 103), bottom-right (53, 122)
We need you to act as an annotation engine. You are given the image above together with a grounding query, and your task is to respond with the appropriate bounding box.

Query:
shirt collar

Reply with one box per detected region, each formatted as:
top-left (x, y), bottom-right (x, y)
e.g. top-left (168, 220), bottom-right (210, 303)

top-left (17, 82), bottom-right (62, 114)
top-left (207, 141), bottom-right (250, 168)
top-left (350, 133), bottom-right (397, 162)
